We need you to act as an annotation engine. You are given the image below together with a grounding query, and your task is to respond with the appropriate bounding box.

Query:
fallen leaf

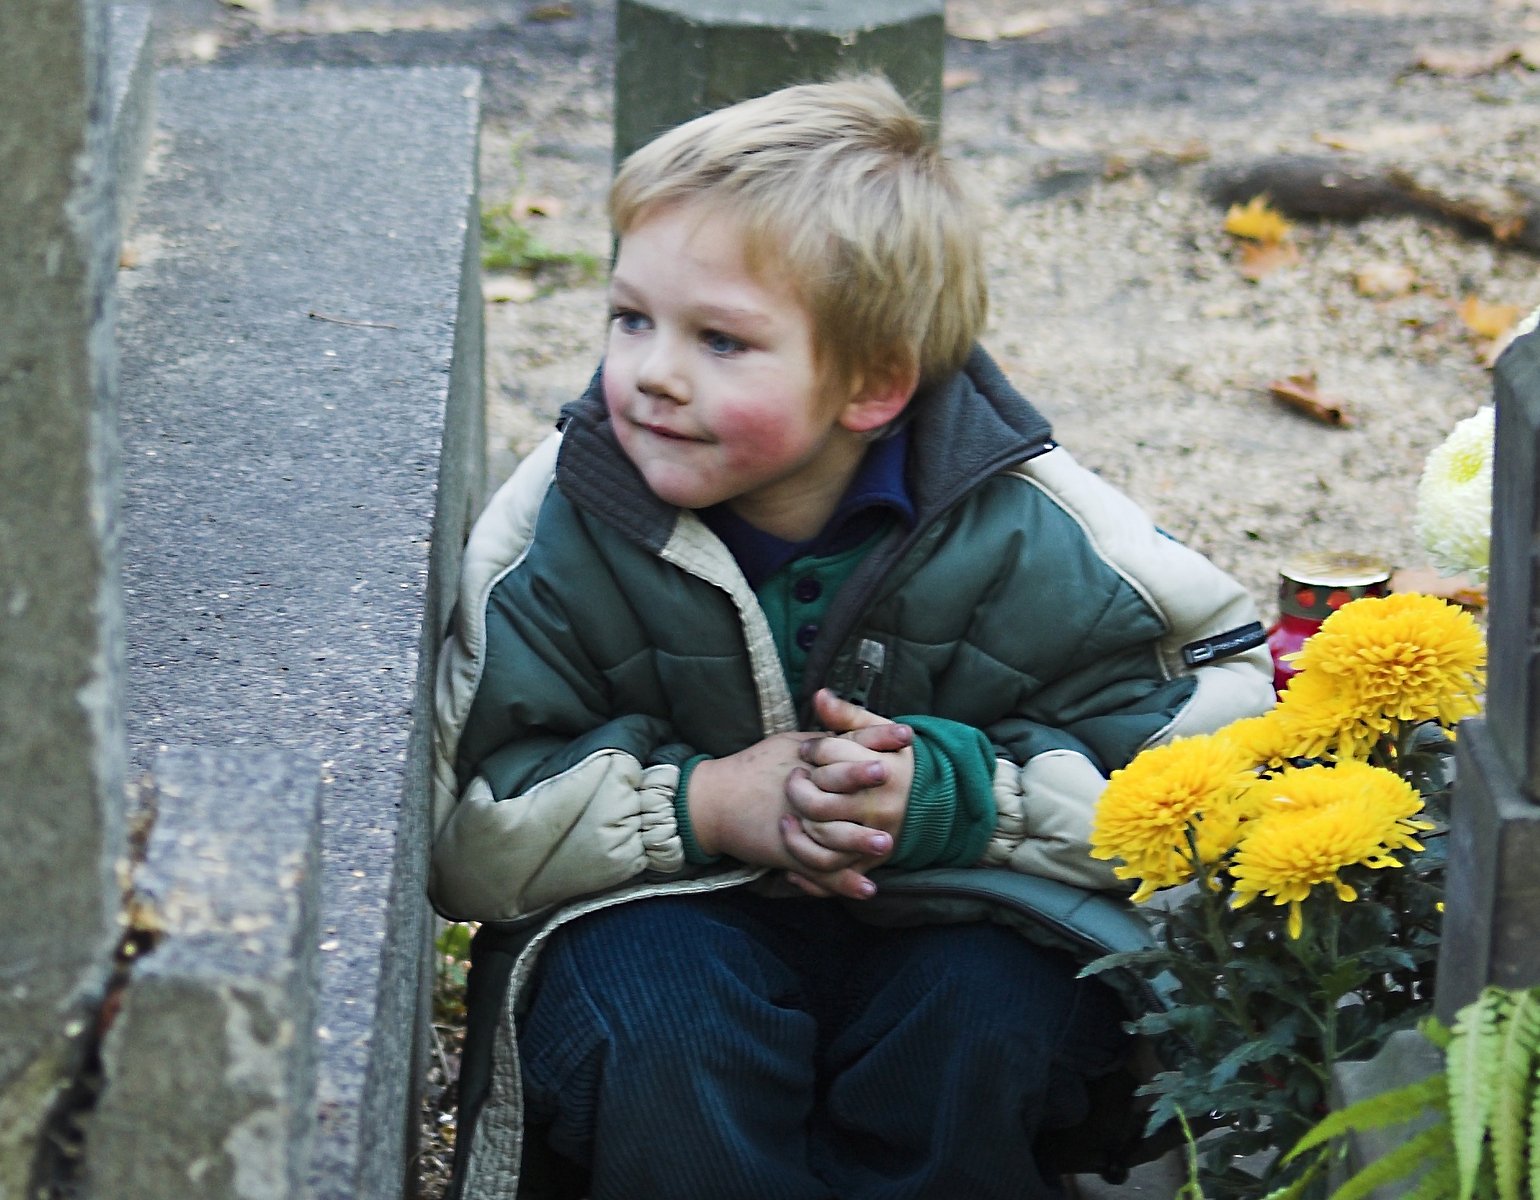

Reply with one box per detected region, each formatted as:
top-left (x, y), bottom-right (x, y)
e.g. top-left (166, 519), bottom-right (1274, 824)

top-left (179, 29), bottom-right (223, 61)
top-left (1354, 261), bottom-right (1416, 298)
top-left (1224, 195), bottom-right (1292, 244)
top-left (1237, 240), bottom-right (1299, 281)
top-left (946, 8), bottom-right (1059, 40)
top-left (943, 68), bottom-right (981, 91)
top-left (526, 1), bottom-right (574, 20)
top-left (1266, 373), bottom-right (1356, 427)
top-left (1390, 566), bottom-right (1487, 610)
top-left (1411, 45), bottom-right (1521, 76)
top-left (483, 274), bottom-right (539, 304)
top-left (998, 12), bottom-right (1057, 37)
top-left (1313, 123), bottom-right (1448, 154)
top-left (119, 244), bottom-right (140, 270)
top-left (510, 193), bottom-right (564, 220)
top-left (1458, 294), bottom-right (1522, 340)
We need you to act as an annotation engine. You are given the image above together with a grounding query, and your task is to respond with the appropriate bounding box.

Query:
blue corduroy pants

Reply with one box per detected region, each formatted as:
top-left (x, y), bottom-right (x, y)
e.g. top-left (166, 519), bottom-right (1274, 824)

top-left (518, 889), bottom-right (1128, 1200)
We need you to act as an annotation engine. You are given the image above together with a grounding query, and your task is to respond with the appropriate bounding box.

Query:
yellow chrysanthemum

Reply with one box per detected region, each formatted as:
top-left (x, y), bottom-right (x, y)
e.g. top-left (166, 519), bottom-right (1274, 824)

top-left (1415, 406), bottom-right (1493, 584)
top-left (1091, 735), bottom-right (1255, 901)
top-left (1211, 711), bottom-right (1299, 771)
top-left (1279, 593), bottom-right (1485, 759)
top-left (1230, 761), bottom-right (1432, 937)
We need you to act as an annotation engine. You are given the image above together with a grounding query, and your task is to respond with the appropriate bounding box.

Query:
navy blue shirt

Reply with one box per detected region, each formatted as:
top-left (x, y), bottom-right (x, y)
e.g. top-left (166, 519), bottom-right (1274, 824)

top-left (701, 426), bottom-right (916, 591)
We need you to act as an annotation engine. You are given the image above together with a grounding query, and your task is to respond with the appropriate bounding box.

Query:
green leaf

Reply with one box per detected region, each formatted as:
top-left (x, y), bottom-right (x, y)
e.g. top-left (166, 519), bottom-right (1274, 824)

top-left (1450, 988), bottom-right (1509, 1200)
top-left (1490, 989), bottom-right (1540, 1200)
top-left (1328, 1122), bottom-right (1454, 1200)
top-left (1285, 1073), bottom-right (1448, 1160)
top-left (1403, 1155), bottom-right (1459, 1200)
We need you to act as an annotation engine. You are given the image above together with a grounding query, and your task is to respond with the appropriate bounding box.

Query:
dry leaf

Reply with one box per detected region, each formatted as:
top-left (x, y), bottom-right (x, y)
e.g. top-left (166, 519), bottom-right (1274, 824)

top-left (946, 7), bottom-right (1059, 40)
top-left (527, 1), bottom-right (574, 20)
top-left (942, 68), bottom-right (981, 91)
top-left (483, 274), bottom-right (539, 304)
top-left (1313, 123), bottom-right (1448, 154)
top-left (1390, 565), bottom-right (1487, 610)
top-left (1354, 261), bottom-right (1416, 298)
top-left (119, 243), bottom-right (141, 270)
top-left (1237, 240), bottom-right (1300, 281)
top-left (1412, 45), bottom-right (1520, 76)
top-left (1458, 294), bottom-right (1522, 340)
top-left (1266, 373), bottom-right (1356, 427)
top-left (511, 193), bottom-right (564, 220)
top-left (998, 12), bottom-right (1057, 37)
top-left (1224, 195), bottom-right (1292, 244)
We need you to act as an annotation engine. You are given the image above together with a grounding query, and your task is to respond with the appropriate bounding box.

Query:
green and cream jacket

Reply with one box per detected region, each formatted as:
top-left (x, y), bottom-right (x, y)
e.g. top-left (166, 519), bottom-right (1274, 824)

top-left (430, 348), bottom-right (1272, 922)
top-left (428, 348), bottom-right (1274, 1193)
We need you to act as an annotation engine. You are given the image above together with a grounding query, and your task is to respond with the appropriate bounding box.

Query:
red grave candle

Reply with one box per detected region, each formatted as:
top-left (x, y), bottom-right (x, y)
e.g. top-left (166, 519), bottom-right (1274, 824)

top-left (1266, 551), bottom-right (1392, 694)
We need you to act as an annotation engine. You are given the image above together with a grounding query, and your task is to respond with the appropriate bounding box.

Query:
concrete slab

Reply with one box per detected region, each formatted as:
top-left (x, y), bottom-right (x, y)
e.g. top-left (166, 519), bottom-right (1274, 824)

top-left (116, 63), bottom-right (482, 1199)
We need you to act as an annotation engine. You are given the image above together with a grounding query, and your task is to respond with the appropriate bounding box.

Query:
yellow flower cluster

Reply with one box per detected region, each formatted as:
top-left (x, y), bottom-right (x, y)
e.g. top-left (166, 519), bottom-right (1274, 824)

top-left (1090, 592), bottom-right (1482, 936)
top-left (1274, 592), bottom-right (1485, 761)
top-left (1089, 735), bottom-right (1254, 901)
top-left (1229, 762), bottom-right (1433, 939)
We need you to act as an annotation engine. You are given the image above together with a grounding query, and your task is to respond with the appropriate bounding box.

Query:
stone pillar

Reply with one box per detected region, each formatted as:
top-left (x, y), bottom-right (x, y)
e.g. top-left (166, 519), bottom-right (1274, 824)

top-left (0, 0), bottom-right (127, 1190)
top-left (1436, 325), bottom-right (1540, 1018)
top-left (87, 749), bottom-right (322, 1200)
top-left (614, 0), bottom-right (945, 167)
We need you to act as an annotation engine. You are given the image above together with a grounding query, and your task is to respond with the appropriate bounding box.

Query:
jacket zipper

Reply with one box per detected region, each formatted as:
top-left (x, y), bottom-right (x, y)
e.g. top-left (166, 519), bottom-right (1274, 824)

top-left (842, 637), bottom-right (886, 709)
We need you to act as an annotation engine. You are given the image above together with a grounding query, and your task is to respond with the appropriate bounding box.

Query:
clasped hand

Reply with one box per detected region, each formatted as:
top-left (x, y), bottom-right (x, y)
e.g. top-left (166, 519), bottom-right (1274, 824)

top-left (685, 688), bottom-right (913, 901)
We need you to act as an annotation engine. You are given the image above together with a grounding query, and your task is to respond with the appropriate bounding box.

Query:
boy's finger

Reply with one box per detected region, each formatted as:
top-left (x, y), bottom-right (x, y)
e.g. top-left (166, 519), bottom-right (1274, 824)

top-left (813, 687), bottom-right (888, 732)
top-left (779, 815), bottom-right (862, 873)
top-left (844, 723), bottom-right (912, 754)
top-left (785, 765), bottom-right (881, 819)
top-left (785, 868), bottom-right (876, 902)
top-left (794, 815), bottom-right (891, 859)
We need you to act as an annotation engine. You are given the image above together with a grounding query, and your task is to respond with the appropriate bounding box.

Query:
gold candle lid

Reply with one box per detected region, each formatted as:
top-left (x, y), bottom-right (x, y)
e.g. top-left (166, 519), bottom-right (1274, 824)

top-left (1277, 551), bottom-right (1392, 621)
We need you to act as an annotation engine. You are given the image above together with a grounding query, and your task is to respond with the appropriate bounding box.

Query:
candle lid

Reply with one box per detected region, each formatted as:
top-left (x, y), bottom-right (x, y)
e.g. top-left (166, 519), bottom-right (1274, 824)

top-left (1277, 551), bottom-right (1392, 621)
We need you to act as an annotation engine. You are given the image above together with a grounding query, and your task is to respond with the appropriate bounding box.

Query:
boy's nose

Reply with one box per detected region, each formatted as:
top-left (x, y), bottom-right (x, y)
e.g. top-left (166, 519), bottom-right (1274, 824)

top-left (636, 338), bottom-right (687, 403)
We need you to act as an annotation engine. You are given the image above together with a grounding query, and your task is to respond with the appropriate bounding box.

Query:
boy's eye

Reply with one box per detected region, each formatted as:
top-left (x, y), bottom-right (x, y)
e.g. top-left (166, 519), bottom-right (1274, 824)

top-left (701, 330), bottom-right (746, 355)
top-left (610, 309), bottom-right (650, 334)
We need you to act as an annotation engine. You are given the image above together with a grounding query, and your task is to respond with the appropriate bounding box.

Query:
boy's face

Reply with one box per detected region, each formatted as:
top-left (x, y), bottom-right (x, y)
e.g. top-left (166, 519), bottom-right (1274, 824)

top-left (603, 200), bottom-right (887, 542)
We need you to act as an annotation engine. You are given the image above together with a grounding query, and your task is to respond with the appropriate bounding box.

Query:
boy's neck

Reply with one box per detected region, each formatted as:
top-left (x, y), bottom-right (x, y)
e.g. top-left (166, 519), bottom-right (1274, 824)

top-left (725, 435), bottom-right (868, 543)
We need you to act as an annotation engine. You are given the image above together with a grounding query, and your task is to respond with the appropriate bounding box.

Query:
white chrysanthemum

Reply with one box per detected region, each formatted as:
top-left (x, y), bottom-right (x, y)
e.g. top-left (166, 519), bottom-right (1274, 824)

top-left (1415, 406), bottom-right (1493, 583)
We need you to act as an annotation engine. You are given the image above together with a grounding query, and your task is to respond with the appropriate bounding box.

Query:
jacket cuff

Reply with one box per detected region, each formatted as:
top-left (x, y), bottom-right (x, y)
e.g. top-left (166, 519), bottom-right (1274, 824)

top-left (674, 754), bottom-right (723, 865)
top-left (890, 716), bottom-right (996, 869)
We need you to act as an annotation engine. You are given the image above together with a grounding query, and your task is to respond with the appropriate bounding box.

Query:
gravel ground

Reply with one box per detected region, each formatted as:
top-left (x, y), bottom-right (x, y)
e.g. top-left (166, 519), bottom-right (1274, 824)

top-left (454, 0), bottom-right (1540, 610)
top-left (146, 1), bottom-right (1539, 1194)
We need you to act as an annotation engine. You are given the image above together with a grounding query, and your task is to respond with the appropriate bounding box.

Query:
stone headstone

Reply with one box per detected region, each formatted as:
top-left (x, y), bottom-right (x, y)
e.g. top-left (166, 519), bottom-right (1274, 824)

top-left (1436, 325), bottom-right (1540, 1017)
top-left (614, 0), bottom-right (945, 167)
top-left (87, 747), bottom-right (322, 1200)
top-left (0, 0), bottom-right (127, 1188)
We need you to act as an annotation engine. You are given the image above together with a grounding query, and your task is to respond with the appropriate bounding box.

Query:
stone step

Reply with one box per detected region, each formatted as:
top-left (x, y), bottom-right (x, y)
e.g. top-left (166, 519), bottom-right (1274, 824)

top-left (113, 63), bottom-right (483, 1199)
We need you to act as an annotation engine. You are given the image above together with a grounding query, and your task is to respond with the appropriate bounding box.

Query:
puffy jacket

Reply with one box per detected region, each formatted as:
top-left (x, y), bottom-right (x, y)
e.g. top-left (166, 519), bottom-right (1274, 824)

top-left (429, 348), bottom-right (1274, 1195)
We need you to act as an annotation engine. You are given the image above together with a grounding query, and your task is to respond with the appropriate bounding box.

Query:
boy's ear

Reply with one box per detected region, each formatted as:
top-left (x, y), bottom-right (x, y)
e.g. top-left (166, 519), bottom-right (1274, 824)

top-left (838, 359), bottom-right (920, 435)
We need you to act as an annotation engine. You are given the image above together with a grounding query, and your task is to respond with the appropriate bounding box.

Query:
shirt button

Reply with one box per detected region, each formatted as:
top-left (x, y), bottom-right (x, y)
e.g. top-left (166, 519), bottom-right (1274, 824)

top-left (793, 577), bottom-right (822, 603)
top-left (795, 623), bottom-right (819, 651)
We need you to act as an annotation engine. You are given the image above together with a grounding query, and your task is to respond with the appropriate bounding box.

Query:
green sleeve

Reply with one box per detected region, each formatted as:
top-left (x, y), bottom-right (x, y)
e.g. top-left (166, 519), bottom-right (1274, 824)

top-left (673, 754), bottom-right (723, 866)
top-left (888, 715), bottom-right (997, 869)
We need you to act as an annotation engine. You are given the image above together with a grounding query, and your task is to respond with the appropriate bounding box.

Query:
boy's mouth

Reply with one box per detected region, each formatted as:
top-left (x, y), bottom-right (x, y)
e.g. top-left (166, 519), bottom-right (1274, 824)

top-left (636, 419), bottom-right (703, 442)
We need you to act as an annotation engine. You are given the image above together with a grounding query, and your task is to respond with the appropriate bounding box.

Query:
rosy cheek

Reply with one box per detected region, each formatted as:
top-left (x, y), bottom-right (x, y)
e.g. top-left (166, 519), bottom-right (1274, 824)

top-left (711, 402), bottom-right (808, 463)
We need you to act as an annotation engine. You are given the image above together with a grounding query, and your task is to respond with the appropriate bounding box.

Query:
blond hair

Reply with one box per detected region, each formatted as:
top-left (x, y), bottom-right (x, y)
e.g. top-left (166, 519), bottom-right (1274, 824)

top-left (609, 75), bottom-right (987, 392)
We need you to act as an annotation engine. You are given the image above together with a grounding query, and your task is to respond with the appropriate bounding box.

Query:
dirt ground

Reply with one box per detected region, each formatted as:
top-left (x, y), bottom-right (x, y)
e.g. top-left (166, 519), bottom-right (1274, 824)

top-left (143, 0), bottom-right (1538, 1193)
top-left (151, 0), bottom-right (1540, 610)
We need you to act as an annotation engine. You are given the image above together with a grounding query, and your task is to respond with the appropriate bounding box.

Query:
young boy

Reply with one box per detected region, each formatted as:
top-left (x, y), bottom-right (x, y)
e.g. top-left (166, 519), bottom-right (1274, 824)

top-left (430, 76), bottom-right (1274, 1200)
